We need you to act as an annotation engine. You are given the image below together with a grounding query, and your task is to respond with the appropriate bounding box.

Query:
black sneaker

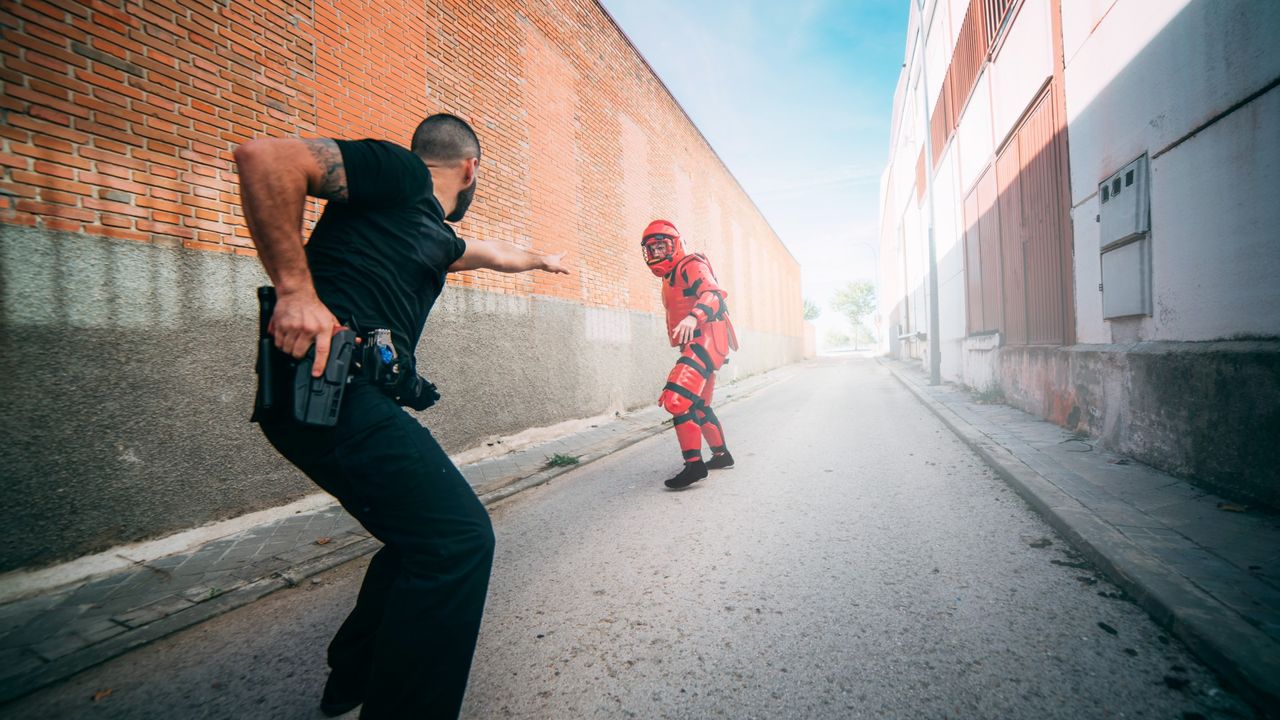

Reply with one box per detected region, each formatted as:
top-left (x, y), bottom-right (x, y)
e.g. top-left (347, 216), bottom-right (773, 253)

top-left (320, 696), bottom-right (362, 717)
top-left (665, 460), bottom-right (708, 489)
top-left (706, 450), bottom-right (735, 470)
top-left (320, 674), bottom-right (364, 717)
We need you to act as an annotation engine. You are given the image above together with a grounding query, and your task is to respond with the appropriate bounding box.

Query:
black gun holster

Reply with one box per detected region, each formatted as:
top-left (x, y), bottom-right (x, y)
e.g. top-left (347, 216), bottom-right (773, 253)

top-left (251, 287), bottom-right (439, 427)
top-left (251, 286), bottom-right (356, 428)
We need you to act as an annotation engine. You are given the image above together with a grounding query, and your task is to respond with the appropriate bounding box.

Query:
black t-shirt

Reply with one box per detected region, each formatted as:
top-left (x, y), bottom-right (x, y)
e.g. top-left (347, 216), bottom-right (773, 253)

top-left (305, 140), bottom-right (466, 360)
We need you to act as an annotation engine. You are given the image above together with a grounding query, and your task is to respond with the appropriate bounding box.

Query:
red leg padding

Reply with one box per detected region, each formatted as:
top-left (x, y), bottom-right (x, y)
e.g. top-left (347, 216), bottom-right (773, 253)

top-left (699, 373), bottom-right (717, 404)
top-left (696, 374), bottom-right (724, 448)
top-left (674, 417), bottom-right (704, 461)
top-left (661, 342), bottom-right (730, 461)
top-left (659, 361), bottom-right (706, 415)
top-left (699, 409), bottom-right (725, 448)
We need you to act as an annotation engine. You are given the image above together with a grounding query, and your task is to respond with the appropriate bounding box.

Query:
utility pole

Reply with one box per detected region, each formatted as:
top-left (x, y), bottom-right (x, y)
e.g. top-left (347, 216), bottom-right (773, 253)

top-left (918, 24), bottom-right (942, 386)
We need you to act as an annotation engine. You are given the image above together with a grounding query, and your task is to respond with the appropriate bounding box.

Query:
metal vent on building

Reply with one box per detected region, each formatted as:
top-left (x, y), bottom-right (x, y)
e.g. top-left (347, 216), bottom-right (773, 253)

top-left (1098, 154), bottom-right (1152, 319)
top-left (1101, 237), bottom-right (1152, 318)
top-left (1099, 154), bottom-right (1149, 250)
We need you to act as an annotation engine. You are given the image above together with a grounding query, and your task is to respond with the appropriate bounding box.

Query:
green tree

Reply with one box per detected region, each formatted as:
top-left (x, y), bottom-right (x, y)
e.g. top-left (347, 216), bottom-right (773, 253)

top-left (823, 327), bottom-right (851, 349)
top-left (803, 298), bottom-right (822, 321)
top-left (831, 281), bottom-right (876, 350)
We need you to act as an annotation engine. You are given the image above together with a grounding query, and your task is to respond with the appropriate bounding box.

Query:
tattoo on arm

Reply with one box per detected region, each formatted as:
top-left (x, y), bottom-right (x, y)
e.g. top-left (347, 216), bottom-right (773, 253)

top-left (301, 139), bottom-right (348, 201)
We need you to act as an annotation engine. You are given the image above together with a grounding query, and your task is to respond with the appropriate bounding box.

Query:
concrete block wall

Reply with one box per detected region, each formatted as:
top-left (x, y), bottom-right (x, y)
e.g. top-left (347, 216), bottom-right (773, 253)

top-left (0, 0), bottom-right (804, 571)
top-left (997, 342), bottom-right (1280, 510)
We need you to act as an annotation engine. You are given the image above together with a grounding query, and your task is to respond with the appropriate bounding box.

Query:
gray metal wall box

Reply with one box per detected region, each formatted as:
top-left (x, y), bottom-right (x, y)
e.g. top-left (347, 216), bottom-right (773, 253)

top-left (1098, 154), bottom-right (1149, 250)
top-left (1101, 236), bottom-right (1152, 318)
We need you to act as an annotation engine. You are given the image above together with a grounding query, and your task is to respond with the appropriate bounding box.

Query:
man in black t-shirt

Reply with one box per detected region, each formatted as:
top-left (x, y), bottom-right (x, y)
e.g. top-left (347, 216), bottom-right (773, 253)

top-left (234, 114), bottom-right (569, 720)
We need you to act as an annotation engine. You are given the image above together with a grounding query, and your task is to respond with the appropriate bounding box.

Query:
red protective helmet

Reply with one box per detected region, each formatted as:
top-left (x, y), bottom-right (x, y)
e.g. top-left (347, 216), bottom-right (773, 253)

top-left (641, 219), bottom-right (685, 277)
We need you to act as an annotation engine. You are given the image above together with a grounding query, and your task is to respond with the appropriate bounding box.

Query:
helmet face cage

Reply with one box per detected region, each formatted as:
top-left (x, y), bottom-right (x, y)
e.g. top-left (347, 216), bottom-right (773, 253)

top-left (643, 235), bottom-right (675, 264)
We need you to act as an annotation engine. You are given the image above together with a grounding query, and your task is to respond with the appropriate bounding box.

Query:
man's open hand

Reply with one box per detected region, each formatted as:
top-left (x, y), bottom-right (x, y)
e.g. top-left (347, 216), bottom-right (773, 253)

top-left (540, 252), bottom-right (571, 275)
top-left (269, 289), bottom-right (344, 377)
top-left (671, 315), bottom-right (698, 345)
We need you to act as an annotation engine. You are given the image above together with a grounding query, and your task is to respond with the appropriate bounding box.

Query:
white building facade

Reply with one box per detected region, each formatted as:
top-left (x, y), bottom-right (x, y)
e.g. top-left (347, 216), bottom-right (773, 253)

top-left (878, 0), bottom-right (1280, 506)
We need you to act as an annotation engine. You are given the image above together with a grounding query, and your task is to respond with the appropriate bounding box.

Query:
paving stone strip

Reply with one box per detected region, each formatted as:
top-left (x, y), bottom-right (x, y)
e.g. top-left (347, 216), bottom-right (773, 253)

top-left (0, 364), bottom-right (797, 706)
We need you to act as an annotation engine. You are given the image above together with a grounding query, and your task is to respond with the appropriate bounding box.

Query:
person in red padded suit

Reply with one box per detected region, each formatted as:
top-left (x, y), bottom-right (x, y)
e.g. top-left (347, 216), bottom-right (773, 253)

top-left (641, 219), bottom-right (740, 489)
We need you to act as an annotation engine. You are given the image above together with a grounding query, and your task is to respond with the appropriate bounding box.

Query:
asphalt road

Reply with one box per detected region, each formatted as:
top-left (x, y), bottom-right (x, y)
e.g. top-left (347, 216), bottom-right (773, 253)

top-left (3, 357), bottom-right (1255, 719)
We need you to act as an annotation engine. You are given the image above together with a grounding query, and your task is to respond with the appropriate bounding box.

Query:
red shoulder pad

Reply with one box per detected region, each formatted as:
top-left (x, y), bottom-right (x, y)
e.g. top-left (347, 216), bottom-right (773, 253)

top-left (674, 253), bottom-right (719, 290)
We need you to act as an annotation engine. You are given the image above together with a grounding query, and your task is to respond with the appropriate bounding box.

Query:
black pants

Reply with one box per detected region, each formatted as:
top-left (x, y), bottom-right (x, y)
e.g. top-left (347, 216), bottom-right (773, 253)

top-left (261, 380), bottom-right (495, 720)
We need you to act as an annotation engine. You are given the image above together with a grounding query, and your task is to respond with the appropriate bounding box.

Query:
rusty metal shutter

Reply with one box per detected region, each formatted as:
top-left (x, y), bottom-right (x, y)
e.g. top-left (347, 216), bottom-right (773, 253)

top-left (1019, 90), bottom-right (1069, 345)
top-left (930, 89), bottom-right (950, 169)
top-left (995, 86), bottom-right (1071, 346)
top-left (983, 0), bottom-right (1019, 48)
top-left (916, 147), bottom-right (927, 205)
top-left (996, 134), bottom-right (1027, 345)
top-left (964, 184), bottom-right (984, 334)
top-left (977, 168), bottom-right (1003, 332)
top-left (963, 166), bottom-right (1002, 335)
top-left (949, 0), bottom-right (989, 120)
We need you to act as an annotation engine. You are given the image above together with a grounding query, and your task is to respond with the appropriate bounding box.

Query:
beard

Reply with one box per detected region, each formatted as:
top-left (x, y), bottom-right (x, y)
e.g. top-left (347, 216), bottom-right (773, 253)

top-left (446, 179), bottom-right (476, 223)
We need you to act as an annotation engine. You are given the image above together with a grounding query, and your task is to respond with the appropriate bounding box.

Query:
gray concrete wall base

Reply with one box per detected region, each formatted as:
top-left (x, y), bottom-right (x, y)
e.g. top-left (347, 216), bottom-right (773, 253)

top-left (996, 341), bottom-right (1280, 509)
top-left (0, 228), bottom-right (803, 571)
top-left (959, 333), bottom-right (1001, 391)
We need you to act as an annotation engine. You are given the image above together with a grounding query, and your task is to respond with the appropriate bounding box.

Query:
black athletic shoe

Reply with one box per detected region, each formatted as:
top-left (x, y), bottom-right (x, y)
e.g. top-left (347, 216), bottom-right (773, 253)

top-left (320, 696), bottom-right (361, 717)
top-left (665, 460), bottom-right (708, 489)
top-left (706, 450), bottom-right (735, 470)
top-left (320, 675), bottom-right (364, 717)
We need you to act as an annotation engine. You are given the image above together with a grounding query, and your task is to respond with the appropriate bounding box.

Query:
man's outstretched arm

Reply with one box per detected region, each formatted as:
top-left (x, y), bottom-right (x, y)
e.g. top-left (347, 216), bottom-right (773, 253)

top-left (233, 137), bottom-right (348, 375)
top-left (448, 237), bottom-right (571, 275)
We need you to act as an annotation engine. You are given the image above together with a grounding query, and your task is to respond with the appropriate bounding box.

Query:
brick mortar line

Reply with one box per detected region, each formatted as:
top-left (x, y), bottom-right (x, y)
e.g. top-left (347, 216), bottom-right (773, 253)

top-left (0, 365), bottom-right (800, 707)
top-left (879, 359), bottom-right (1280, 715)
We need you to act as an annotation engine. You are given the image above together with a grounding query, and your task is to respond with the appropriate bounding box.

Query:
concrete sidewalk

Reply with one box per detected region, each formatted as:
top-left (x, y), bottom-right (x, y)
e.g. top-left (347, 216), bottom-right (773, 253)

top-left (882, 358), bottom-right (1280, 714)
top-left (0, 363), bottom-right (799, 707)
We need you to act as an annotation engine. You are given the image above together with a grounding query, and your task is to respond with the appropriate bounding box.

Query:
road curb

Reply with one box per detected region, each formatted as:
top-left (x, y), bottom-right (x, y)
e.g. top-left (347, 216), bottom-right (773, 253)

top-left (0, 363), bottom-right (800, 707)
top-left (881, 359), bottom-right (1280, 715)
top-left (0, 536), bottom-right (380, 707)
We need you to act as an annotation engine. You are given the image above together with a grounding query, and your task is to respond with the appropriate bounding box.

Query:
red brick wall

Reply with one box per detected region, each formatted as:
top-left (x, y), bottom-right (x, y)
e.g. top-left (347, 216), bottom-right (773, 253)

top-left (0, 0), bottom-right (802, 338)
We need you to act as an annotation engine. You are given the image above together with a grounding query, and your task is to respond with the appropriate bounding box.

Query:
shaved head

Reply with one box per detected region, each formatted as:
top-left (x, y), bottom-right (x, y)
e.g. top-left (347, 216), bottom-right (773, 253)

top-left (411, 113), bottom-right (481, 163)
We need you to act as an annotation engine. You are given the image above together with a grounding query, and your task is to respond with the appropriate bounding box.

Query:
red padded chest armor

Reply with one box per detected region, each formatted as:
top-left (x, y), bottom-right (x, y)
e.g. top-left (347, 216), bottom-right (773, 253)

top-left (662, 255), bottom-right (718, 331)
top-left (661, 254), bottom-right (738, 351)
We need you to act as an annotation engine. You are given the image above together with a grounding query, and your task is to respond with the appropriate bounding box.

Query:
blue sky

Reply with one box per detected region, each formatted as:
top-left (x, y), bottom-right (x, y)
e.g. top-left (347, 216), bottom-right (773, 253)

top-left (601, 0), bottom-right (908, 326)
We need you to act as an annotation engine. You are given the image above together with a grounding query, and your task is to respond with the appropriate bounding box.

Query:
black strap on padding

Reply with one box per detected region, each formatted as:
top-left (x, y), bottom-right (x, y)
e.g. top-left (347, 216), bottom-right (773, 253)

top-left (700, 405), bottom-right (721, 427)
top-left (672, 411), bottom-right (697, 425)
top-left (670, 254), bottom-right (700, 288)
top-left (677, 356), bottom-right (711, 378)
top-left (682, 448), bottom-right (703, 460)
top-left (712, 292), bottom-right (727, 320)
top-left (664, 382), bottom-right (701, 404)
top-left (682, 278), bottom-right (703, 298)
top-left (693, 291), bottom-right (726, 320)
top-left (689, 343), bottom-right (715, 371)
